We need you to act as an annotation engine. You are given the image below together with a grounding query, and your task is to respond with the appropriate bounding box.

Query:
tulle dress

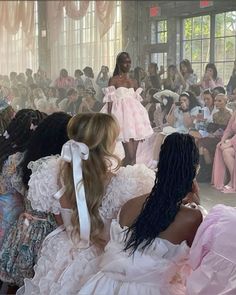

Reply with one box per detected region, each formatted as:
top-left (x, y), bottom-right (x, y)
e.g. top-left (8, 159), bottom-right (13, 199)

top-left (17, 156), bottom-right (155, 295)
top-left (0, 152), bottom-right (25, 247)
top-left (186, 204), bottom-right (236, 295)
top-left (78, 221), bottom-right (191, 295)
top-left (101, 86), bottom-right (153, 142)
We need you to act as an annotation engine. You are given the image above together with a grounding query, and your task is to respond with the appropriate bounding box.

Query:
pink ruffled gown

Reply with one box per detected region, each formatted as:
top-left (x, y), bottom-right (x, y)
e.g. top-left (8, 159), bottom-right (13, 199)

top-left (102, 86), bottom-right (153, 142)
top-left (212, 112), bottom-right (236, 192)
top-left (186, 204), bottom-right (236, 295)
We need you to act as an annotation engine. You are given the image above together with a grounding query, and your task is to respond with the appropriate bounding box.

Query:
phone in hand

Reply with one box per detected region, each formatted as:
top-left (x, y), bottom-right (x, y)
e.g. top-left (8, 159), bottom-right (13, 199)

top-left (175, 102), bottom-right (181, 107)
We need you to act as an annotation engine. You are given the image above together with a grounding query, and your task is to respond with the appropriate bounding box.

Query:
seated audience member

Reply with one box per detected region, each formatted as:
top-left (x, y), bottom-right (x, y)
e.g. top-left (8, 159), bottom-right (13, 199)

top-left (152, 91), bottom-right (201, 166)
top-left (226, 60), bottom-right (236, 95)
top-left (79, 88), bottom-right (103, 113)
top-left (79, 133), bottom-right (203, 295)
top-left (53, 69), bottom-right (75, 90)
top-left (0, 109), bottom-right (45, 250)
top-left (212, 110), bottom-right (236, 193)
top-left (25, 69), bottom-right (34, 87)
top-left (163, 65), bottom-right (186, 94)
top-left (143, 88), bottom-right (159, 127)
top-left (186, 204), bottom-right (236, 295)
top-left (0, 112), bottom-right (71, 291)
top-left (144, 63), bottom-right (163, 91)
top-left (180, 59), bottom-right (198, 88)
top-left (10, 72), bottom-right (18, 88)
top-left (166, 91), bottom-right (201, 133)
top-left (196, 94), bottom-right (232, 182)
top-left (199, 63), bottom-right (224, 91)
top-left (153, 89), bottom-right (177, 131)
top-left (134, 66), bottom-right (147, 90)
top-left (74, 69), bottom-right (84, 89)
top-left (83, 66), bottom-right (95, 90)
top-left (59, 88), bottom-right (80, 115)
top-left (0, 100), bottom-right (15, 135)
top-left (190, 89), bottom-right (218, 138)
top-left (96, 66), bottom-right (109, 102)
top-left (17, 113), bottom-right (155, 295)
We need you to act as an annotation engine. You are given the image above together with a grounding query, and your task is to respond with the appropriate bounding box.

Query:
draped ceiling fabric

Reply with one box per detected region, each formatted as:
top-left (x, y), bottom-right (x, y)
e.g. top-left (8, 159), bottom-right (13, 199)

top-left (0, 1), bottom-right (35, 49)
top-left (47, 1), bottom-right (121, 79)
top-left (0, 1), bottom-right (37, 74)
top-left (0, 0), bottom-right (120, 76)
top-left (46, 1), bottom-right (115, 42)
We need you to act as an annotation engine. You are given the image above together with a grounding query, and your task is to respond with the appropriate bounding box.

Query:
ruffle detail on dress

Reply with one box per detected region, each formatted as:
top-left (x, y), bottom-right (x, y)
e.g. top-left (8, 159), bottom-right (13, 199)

top-left (102, 86), bottom-right (116, 103)
top-left (27, 155), bottom-right (61, 214)
top-left (99, 164), bottom-right (155, 220)
top-left (18, 231), bottom-right (102, 295)
top-left (78, 219), bottom-right (190, 295)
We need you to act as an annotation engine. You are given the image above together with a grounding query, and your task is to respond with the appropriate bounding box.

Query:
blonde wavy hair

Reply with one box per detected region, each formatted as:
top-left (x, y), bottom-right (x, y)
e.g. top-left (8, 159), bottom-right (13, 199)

top-left (61, 113), bottom-right (120, 248)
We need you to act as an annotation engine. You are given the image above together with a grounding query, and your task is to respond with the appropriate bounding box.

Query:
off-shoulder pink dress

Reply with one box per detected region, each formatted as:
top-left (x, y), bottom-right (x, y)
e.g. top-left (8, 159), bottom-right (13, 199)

top-left (102, 86), bottom-right (153, 142)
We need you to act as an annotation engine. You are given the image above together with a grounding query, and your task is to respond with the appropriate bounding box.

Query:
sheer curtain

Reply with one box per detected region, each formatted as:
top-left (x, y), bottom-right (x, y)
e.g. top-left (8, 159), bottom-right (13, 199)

top-left (49, 1), bottom-right (122, 79)
top-left (0, 1), bottom-right (38, 75)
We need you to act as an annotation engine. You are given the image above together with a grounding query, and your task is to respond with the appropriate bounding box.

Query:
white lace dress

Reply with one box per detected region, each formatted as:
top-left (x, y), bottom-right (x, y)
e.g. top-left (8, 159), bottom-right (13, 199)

top-left (17, 156), bottom-right (155, 295)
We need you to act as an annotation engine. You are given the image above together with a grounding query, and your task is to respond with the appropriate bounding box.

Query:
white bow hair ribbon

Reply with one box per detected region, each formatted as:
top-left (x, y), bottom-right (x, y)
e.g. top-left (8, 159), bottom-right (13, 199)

top-left (61, 139), bottom-right (90, 248)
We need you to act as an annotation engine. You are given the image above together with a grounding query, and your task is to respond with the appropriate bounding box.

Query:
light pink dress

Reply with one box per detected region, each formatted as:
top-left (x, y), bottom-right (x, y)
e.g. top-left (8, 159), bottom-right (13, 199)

top-left (186, 204), bottom-right (236, 295)
top-left (102, 86), bottom-right (153, 143)
top-left (212, 112), bottom-right (236, 191)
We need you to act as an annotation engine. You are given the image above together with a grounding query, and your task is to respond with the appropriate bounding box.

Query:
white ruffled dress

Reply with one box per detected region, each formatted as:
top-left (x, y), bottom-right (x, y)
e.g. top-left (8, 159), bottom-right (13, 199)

top-left (78, 221), bottom-right (191, 295)
top-left (101, 86), bottom-right (153, 142)
top-left (17, 155), bottom-right (155, 295)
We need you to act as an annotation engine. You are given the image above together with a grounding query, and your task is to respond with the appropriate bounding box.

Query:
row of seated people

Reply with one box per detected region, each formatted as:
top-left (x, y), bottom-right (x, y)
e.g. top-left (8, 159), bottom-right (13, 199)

top-left (0, 110), bottom-right (235, 294)
top-left (143, 86), bottom-right (236, 193)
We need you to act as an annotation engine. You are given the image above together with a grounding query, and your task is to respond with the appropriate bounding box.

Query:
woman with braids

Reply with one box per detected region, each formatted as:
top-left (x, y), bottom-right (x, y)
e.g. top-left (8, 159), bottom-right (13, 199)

top-left (0, 112), bottom-right (71, 291)
top-left (101, 52), bottom-right (153, 166)
top-left (0, 109), bottom-right (45, 248)
top-left (79, 133), bottom-right (203, 295)
top-left (17, 113), bottom-right (154, 295)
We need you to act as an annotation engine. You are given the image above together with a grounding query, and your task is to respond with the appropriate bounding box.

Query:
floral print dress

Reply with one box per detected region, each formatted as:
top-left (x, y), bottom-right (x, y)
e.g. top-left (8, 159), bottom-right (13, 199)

top-left (0, 152), bottom-right (25, 247)
top-left (0, 157), bottom-right (58, 287)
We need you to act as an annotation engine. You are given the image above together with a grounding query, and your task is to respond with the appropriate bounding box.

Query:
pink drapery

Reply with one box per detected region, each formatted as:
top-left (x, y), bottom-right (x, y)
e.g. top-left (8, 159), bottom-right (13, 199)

top-left (47, 1), bottom-right (116, 42)
top-left (0, 1), bottom-right (35, 50)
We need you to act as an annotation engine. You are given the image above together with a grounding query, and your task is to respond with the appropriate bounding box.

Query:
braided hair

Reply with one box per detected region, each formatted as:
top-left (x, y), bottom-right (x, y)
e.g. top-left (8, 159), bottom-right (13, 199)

top-left (113, 52), bottom-right (130, 77)
top-left (124, 133), bottom-right (199, 254)
top-left (20, 112), bottom-right (71, 188)
top-left (0, 109), bottom-right (46, 172)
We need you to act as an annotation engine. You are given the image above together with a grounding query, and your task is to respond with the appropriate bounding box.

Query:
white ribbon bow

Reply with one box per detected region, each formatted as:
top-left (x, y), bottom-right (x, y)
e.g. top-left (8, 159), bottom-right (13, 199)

top-left (61, 139), bottom-right (90, 248)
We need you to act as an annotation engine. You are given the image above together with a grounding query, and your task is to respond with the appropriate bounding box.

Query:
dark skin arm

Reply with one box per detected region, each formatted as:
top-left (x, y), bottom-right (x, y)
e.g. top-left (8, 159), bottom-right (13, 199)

top-left (120, 191), bottom-right (202, 248)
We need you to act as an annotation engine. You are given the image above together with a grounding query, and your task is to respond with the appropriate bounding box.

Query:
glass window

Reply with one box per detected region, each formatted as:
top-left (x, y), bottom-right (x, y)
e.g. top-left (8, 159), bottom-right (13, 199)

top-left (0, 1), bottom-right (38, 74)
top-left (182, 15), bottom-right (210, 81)
top-left (215, 11), bottom-right (236, 83)
top-left (51, 1), bottom-right (122, 77)
top-left (151, 20), bottom-right (167, 44)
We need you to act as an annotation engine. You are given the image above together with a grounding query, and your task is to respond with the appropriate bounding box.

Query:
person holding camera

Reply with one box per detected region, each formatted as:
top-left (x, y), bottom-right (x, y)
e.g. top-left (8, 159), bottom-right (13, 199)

top-left (151, 91), bottom-right (201, 167)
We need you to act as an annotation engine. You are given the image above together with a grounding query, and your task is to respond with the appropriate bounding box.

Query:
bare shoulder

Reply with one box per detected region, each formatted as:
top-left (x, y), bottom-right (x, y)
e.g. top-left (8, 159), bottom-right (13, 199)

top-left (179, 205), bottom-right (203, 246)
top-left (119, 194), bottom-right (149, 227)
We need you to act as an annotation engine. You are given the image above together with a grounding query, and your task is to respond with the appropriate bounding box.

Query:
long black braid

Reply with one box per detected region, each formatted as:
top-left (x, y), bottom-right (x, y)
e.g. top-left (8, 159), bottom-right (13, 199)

top-left (124, 133), bottom-right (199, 254)
top-left (113, 52), bottom-right (130, 77)
top-left (20, 112), bottom-right (71, 188)
top-left (0, 109), bottom-right (46, 172)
